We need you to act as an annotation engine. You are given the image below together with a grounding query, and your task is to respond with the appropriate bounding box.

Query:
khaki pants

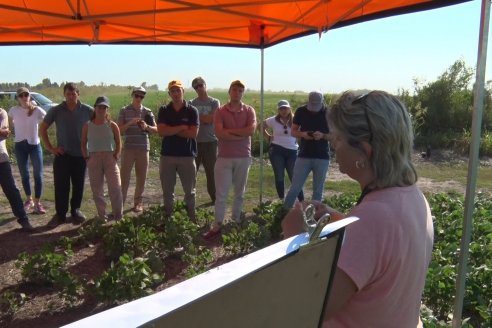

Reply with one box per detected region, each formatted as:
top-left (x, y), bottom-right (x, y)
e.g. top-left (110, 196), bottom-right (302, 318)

top-left (87, 152), bottom-right (122, 220)
top-left (213, 157), bottom-right (252, 228)
top-left (159, 156), bottom-right (196, 220)
top-left (120, 148), bottom-right (149, 206)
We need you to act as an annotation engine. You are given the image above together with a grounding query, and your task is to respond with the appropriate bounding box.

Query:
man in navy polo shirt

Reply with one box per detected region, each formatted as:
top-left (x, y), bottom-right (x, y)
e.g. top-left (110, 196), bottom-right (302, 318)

top-left (157, 80), bottom-right (199, 220)
top-left (283, 91), bottom-right (330, 209)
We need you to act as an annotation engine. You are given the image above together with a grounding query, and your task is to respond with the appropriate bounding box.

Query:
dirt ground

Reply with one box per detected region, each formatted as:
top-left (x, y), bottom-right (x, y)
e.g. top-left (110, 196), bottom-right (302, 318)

top-left (0, 150), bottom-right (488, 327)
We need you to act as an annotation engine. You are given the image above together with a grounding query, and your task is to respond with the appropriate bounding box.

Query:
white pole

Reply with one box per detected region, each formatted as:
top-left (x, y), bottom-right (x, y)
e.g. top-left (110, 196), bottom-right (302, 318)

top-left (259, 46), bottom-right (265, 204)
top-left (258, 25), bottom-right (266, 204)
top-left (452, 0), bottom-right (490, 326)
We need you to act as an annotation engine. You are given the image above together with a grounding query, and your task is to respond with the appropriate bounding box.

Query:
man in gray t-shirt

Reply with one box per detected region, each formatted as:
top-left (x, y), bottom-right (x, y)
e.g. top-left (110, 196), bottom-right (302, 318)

top-left (40, 82), bottom-right (94, 225)
top-left (190, 77), bottom-right (220, 204)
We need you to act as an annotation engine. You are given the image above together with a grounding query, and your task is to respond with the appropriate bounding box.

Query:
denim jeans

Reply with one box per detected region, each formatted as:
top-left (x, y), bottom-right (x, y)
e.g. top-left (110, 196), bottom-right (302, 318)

top-left (0, 161), bottom-right (29, 222)
top-left (284, 157), bottom-right (330, 208)
top-left (269, 144), bottom-right (304, 201)
top-left (14, 140), bottom-right (43, 199)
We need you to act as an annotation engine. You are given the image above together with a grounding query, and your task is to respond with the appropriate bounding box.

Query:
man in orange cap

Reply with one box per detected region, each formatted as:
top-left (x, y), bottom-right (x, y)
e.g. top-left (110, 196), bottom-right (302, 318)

top-left (157, 80), bottom-right (199, 221)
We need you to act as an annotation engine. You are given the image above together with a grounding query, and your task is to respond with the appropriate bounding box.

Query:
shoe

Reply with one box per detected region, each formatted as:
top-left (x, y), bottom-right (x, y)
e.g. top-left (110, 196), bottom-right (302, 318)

top-left (71, 209), bottom-right (86, 224)
top-left (24, 199), bottom-right (34, 212)
top-left (17, 219), bottom-right (34, 232)
top-left (133, 204), bottom-right (143, 213)
top-left (33, 203), bottom-right (47, 214)
top-left (47, 214), bottom-right (67, 227)
top-left (202, 228), bottom-right (221, 240)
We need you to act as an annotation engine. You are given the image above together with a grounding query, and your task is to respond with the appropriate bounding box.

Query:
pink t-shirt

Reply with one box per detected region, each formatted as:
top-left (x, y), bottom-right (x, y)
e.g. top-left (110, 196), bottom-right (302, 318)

top-left (215, 103), bottom-right (256, 158)
top-left (324, 185), bottom-right (434, 328)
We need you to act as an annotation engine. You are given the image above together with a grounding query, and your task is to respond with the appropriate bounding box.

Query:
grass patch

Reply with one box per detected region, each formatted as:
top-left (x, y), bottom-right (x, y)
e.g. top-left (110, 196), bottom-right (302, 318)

top-left (417, 164), bottom-right (492, 190)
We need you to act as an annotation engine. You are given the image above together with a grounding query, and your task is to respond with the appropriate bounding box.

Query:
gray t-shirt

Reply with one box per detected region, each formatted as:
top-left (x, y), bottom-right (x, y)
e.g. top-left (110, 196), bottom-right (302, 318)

top-left (43, 101), bottom-right (94, 157)
top-left (190, 96), bottom-right (220, 143)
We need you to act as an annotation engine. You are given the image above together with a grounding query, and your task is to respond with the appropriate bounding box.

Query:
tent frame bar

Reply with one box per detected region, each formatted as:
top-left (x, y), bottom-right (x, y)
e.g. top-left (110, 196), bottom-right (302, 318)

top-left (452, 0), bottom-right (490, 326)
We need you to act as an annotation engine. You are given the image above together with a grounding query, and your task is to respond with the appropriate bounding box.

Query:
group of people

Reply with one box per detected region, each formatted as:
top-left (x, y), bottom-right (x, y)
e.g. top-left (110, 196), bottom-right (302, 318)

top-left (1, 81), bottom-right (434, 326)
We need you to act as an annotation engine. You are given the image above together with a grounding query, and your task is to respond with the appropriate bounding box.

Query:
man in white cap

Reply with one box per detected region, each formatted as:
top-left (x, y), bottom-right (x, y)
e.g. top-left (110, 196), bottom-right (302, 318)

top-left (190, 76), bottom-right (220, 204)
top-left (283, 91), bottom-right (330, 209)
top-left (117, 86), bottom-right (157, 213)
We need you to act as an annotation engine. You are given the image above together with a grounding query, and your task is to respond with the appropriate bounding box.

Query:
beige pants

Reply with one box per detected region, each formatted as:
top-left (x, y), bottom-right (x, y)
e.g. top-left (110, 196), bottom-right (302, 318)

top-left (120, 148), bottom-right (149, 206)
top-left (159, 156), bottom-right (196, 220)
top-left (87, 151), bottom-right (122, 220)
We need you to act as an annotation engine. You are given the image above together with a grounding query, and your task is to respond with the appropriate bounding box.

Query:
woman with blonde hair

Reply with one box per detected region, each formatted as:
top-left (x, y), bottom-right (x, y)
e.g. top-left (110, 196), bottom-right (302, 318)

top-left (282, 91), bottom-right (433, 328)
top-left (81, 96), bottom-right (122, 221)
top-left (262, 100), bottom-right (303, 201)
top-left (8, 87), bottom-right (47, 214)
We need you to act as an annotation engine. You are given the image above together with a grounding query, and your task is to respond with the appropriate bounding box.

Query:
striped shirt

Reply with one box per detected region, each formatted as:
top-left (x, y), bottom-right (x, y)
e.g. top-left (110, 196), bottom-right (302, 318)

top-left (117, 104), bottom-right (155, 151)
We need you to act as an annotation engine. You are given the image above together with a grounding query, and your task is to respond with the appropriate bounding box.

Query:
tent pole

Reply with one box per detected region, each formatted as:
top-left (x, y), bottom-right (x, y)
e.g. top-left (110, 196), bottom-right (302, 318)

top-left (259, 46), bottom-right (265, 204)
top-left (452, 0), bottom-right (490, 326)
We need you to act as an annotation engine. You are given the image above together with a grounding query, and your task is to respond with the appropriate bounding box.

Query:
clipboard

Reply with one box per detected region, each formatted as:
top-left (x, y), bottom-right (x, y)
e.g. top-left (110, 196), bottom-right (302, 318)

top-left (64, 217), bottom-right (358, 328)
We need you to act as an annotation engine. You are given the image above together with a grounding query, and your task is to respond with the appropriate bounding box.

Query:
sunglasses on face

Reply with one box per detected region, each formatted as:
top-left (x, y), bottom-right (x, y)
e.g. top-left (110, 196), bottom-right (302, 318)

top-left (18, 93), bottom-right (29, 98)
top-left (193, 83), bottom-right (204, 90)
top-left (134, 94), bottom-right (145, 99)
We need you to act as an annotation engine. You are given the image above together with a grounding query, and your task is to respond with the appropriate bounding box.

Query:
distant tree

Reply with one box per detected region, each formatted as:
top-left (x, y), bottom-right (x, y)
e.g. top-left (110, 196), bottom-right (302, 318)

top-left (410, 59), bottom-right (474, 134)
top-left (42, 78), bottom-right (52, 88)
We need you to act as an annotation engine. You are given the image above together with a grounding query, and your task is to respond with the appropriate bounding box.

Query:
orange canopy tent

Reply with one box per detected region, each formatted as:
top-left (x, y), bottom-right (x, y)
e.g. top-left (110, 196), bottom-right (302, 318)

top-left (1, 1), bottom-right (488, 327)
top-left (0, 0), bottom-right (470, 48)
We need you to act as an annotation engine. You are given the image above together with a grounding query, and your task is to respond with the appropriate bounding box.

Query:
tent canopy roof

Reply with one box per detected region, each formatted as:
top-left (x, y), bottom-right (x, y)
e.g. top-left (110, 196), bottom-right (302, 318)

top-left (0, 0), bottom-right (470, 48)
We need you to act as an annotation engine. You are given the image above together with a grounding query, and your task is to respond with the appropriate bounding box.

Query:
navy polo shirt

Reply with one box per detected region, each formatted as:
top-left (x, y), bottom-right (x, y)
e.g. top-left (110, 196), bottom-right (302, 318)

top-left (293, 105), bottom-right (330, 159)
top-left (157, 101), bottom-right (199, 157)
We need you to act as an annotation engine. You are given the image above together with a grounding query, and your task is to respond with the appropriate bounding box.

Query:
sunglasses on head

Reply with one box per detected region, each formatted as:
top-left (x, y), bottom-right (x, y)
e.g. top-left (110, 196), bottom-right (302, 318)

top-left (18, 93), bottom-right (29, 98)
top-left (134, 94), bottom-right (145, 99)
top-left (352, 93), bottom-right (373, 143)
top-left (193, 83), bottom-right (204, 90)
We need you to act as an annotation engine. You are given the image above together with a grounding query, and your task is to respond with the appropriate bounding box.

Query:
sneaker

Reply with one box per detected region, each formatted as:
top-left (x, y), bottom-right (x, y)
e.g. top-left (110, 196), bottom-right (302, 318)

top-left (71, 209), bottom-right (86, 224)
top-left (33, 203), bottom-right (47, 215)
top-left (17, 219), bottom-right (34, 232)
top-left (202, 228), bottom-right (221, 240)
top-left (47, 214), bottom-right (67, 228)
top-left (133, 204), bottom-right (143, 213)
top-left (24, 199), bottom-right (34, 211)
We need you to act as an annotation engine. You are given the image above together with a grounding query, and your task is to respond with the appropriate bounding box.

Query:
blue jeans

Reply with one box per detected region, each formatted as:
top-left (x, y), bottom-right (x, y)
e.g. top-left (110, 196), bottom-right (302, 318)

top-left (269, 144), bottom-right (303, 201)
top-left (14, 140), bottom-right (43, 198)
top-left (0, 161), bottom-right (29, 222)
top-left (284, 157), bottom-right (330, 208)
